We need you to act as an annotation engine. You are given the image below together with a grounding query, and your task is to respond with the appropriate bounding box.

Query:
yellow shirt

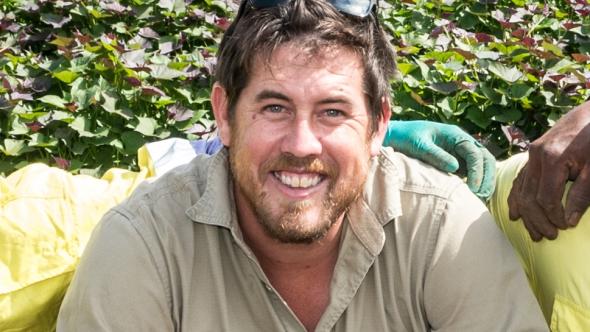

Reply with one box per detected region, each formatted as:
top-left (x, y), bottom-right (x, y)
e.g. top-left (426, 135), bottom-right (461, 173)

top-left (488, 153), bottom-right (590, 331)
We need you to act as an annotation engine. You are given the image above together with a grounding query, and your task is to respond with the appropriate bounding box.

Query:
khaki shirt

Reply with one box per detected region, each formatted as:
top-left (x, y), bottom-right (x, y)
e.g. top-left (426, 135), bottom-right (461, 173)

top-left (58, 148), bottom-right (547, 331)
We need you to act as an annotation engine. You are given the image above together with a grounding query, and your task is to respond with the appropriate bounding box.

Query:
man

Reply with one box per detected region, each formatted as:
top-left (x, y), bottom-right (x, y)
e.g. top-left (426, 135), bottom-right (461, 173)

top-left (57, 0), bottom-right (546, 330)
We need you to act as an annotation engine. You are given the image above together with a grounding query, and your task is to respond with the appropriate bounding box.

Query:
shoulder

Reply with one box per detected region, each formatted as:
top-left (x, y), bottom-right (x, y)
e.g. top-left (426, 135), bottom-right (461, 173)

top-left (364, 147), bottom-right (473, 227)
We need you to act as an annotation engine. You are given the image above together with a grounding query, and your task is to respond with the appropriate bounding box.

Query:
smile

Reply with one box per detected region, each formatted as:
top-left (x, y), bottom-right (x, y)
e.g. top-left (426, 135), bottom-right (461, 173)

top-left (273, 171), bottom-right (323, 189)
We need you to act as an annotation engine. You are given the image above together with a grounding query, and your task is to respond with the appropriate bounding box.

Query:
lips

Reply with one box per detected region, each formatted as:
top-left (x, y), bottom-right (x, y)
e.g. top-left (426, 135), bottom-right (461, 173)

top-left (273, 171), bottom-right (323, 189)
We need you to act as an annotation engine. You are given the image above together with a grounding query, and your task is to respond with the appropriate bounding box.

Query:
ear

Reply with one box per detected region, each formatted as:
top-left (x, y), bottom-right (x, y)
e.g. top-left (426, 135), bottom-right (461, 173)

top-left (369, 96), bottom-right (392, 156)
top-left (211, 82), bottom-right (232, 146)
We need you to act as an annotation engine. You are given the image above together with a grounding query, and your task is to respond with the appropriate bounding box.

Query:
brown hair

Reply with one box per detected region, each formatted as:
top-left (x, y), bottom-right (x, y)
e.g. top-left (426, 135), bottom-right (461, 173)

top-left (215, 0), bottom-right (397, 132)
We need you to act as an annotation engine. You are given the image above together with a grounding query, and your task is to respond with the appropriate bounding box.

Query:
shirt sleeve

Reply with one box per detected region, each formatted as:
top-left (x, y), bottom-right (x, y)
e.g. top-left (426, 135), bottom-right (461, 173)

top-left (57, 209), bottom-right (174, 331)
top-left (423, 183), bottom-right (548, 331)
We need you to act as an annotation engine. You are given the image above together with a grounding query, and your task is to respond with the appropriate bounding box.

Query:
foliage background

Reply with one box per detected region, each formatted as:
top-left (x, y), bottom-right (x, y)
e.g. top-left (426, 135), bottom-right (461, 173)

top-left (0, 0), bottom-right (589, 176)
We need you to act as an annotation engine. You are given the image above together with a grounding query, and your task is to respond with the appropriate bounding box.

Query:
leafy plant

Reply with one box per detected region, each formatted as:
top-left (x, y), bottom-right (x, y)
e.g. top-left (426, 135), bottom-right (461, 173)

top-left (1, 0), bottom-right (589, 176)
top-left (0, 0), bottom-right (232, 176)
top-left (383, 0), bottom-right (590, 156)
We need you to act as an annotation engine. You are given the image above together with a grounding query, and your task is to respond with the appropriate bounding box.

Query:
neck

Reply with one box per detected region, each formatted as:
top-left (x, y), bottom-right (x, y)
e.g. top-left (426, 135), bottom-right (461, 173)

top-left (234, 187), bottom-right (344, 331)
top-left (236, 194), bottom-right (344, 271)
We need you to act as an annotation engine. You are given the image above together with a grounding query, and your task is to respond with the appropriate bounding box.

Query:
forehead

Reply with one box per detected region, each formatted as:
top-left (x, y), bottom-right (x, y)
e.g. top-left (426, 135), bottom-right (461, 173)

top-left (248, 42), bottom-right (365, 93)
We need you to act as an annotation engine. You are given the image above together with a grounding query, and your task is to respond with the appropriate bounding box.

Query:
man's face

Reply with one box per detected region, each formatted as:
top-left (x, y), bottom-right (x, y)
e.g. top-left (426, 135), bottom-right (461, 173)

top-left (214, 43), bottom-right (388, 244)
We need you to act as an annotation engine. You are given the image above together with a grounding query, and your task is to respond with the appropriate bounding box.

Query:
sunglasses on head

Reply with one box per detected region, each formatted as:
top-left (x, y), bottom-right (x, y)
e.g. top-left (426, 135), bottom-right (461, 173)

top-left (242, 0), bottom-right (377, 18)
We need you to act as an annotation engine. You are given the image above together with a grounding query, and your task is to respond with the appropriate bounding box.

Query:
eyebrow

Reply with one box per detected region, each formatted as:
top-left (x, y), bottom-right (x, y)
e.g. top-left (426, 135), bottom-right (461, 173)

top-left (255, 90), bottom-right (292, 103)
top-left (254, 89), bottom-right (353, 106)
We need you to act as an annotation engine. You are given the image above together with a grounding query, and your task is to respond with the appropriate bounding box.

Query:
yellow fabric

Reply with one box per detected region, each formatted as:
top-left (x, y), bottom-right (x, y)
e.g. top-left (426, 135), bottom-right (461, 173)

top-left (0, 161), bottom-right (151, 332)
top-left (489, 153), bottom-right (590, 330)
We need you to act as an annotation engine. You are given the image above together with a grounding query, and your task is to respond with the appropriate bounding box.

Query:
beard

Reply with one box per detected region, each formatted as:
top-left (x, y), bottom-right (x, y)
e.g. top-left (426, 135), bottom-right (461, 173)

top-left (229, 142), bottom-right (368, 244)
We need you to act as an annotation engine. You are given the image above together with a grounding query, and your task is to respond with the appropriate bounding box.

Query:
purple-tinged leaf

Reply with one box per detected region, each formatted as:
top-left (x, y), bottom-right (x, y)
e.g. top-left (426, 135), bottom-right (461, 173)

top-left (215, 17), bottom-right (231, 31)
top-left (0, 21), bottom-right (21, 33)
top-left (563, 22), bottom-right (581, 30)
top-left (511, 28), bottom-right (527, 39)
top-left (459, 81), bottom-right (478, 91)
top-left (501, 125), bottom-right (529, 150)
top-left (205, 13), bottom-right (216, 25)
top-left (2, 77), bottom-right (12, 92)
top-left (475, 33), bottom-right (493, 43)
top-left (202, 58), bottom-right (216, 76)
top-left (167, 104), bottom-right (194, 121)
top-left (65, 102), bottom-right (78, 112)
top-left (572, 53), bottom-right (590, 63)
top-left (53, 156), bottom-right (71, 170)
top-left (10, 92), bottom-right (33, 101)
top-left (125, 77), bottom-right (142, 87)
top-left (40, 13), bottom-right (72, 28)
top-left (192, 8), bottom-right (206, 19)
top-left (139, 27), bottom-right (160, 39)
top-left (159, 40), bottom-right (176, 55)
top-left (121, 49), bottom-right (146, 67)
top-left (185, 122), bottom-right (214, 135)
top-left (521, 37), bottom-right (536, 48)
top-left (19, 1), bottom-right (40, 12)
top-left (142, 86), bottom-right (166, 96)
top-left (74, 31), bottom-right (93, 45)
top-left (100, 1), bottom-right (129, 14)
top-left (27, 121), bottom-right (43, 132)
top-left (451, 48), bottom-right (476, 60)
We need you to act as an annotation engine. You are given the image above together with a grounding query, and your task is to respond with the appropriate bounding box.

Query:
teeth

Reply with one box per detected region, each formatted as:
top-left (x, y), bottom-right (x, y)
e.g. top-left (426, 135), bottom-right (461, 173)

top-left (276, 172), bottom-right (321, 188)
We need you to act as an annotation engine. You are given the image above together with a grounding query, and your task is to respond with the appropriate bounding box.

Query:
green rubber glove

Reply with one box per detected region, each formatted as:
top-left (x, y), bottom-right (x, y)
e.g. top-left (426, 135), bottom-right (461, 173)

top-left (383, 120), bottom-right (496, 200)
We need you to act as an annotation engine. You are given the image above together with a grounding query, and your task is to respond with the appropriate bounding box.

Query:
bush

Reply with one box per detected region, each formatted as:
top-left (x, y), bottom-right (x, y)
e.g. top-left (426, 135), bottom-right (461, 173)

top-left (0, 0), bottom-right (231, 176)
top-left (385, 0), bottom-right (590, 156)
top-left (1, 0), bottom-right (589, 176)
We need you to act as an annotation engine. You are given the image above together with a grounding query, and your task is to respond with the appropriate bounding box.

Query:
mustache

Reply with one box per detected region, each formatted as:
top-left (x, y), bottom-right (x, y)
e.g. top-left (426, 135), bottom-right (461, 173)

top-left (261, 154), bottom-right (337, 177)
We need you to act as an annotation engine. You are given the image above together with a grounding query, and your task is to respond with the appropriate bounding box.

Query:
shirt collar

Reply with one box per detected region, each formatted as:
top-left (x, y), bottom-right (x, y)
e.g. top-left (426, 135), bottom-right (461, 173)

top-left (185, 147), bottom-right (403, 252)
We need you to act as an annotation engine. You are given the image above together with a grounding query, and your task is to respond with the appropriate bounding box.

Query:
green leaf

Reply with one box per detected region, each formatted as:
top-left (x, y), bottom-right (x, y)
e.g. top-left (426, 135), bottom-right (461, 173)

top-left (541, 41), bottom-right (563, 57)
top-left (397, 63), bottom-right (417, 76)
top-left (9, 117), bottom-right (29, 135)
top-left (28, 133), bottom-right (58, 147)
top-left (509, 84), bottom-right (535, 99)
top-left (492, 109), bottom-right (522, 123)
top-left (134, 117), bottom-right (158, 136)
top-left (429, 82), bottom-right (459, 95)
top-left (53, 70), bottom-right (79, 83)
top-left (466, 106), bottom-right (491, 129)
top-left (147, 64), bottom-right (185, 80)
top-left (71, 78), bottom-right (98, 110)
top-left (38, 95), bottom-right (68, 109)
top-left (486, 63), bottom-right (523, 83)
top-left (121, 131), bottom-right (146, 154)
top-left (1, 139), bottom-right (31, 156)
top-left (70, 116), bottom-right (95, 137)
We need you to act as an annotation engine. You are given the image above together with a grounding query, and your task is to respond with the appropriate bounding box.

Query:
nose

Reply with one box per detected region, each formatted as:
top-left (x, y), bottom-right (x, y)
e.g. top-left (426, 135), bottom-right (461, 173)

top-left (280, 119), bottom-right (322, 158)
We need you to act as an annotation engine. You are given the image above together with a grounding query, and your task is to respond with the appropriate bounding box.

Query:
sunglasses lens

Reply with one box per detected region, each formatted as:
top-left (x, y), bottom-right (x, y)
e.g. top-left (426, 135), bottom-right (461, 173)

top-left (246, 0), bottom-right (375, 17)
top-left (329, 0), bottom-right (375, 17)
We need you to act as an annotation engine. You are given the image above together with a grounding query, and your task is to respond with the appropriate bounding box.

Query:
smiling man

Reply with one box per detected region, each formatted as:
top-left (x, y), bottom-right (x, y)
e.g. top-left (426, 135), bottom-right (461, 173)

top-left (57, 0), bottom-right (547, 331)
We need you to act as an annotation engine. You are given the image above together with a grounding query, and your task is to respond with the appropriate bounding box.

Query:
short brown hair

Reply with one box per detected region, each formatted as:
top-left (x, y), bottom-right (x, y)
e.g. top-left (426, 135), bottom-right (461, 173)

top-left (215, 0), bottom-right (397, 132)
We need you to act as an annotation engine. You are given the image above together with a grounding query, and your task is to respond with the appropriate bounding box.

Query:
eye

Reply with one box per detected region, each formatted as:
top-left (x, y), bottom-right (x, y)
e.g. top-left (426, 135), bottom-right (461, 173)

top-left (263, 105), bottom-right (285, 113)
top-left (324, 109), bottom-right (344, 117)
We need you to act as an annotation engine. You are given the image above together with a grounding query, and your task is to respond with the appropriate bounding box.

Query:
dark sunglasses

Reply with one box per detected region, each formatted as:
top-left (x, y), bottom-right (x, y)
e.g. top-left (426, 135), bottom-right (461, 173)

top-left (241, 0), bottom-right (377, 18)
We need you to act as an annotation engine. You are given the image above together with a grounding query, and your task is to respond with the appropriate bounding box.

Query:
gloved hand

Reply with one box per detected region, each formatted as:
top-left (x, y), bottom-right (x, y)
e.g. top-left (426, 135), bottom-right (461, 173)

top-left (384, 120), bottom-right (496, 200)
